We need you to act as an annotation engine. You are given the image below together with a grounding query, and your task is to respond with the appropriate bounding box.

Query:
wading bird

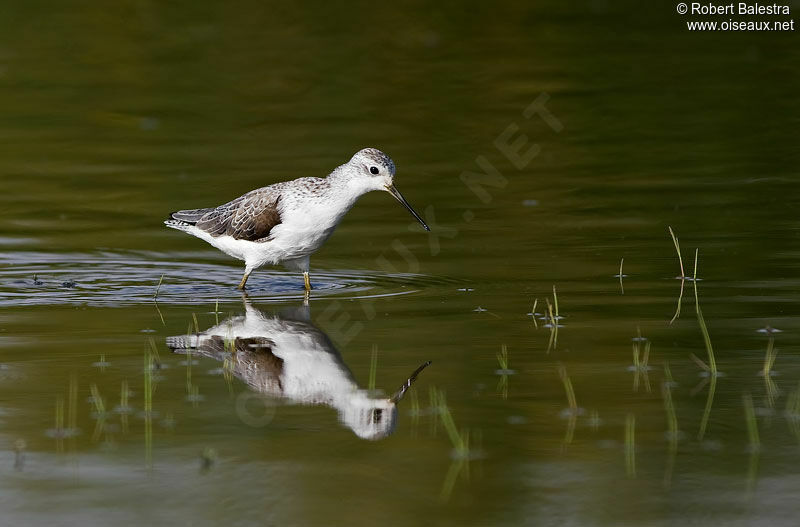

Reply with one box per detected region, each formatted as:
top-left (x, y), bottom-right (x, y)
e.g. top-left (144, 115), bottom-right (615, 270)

top-left (165, 148), bottom-right (429, 291)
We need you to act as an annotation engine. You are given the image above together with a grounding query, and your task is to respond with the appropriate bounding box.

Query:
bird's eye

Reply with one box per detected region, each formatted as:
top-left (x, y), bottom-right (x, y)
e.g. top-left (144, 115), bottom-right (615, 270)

top-left (369, 166), bottom-right (379, 175)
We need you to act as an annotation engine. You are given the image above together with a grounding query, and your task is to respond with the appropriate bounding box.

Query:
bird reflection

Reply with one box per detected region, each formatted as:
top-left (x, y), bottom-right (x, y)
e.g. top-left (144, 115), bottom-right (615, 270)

top-left (166, 298), bottom-right (430, 440)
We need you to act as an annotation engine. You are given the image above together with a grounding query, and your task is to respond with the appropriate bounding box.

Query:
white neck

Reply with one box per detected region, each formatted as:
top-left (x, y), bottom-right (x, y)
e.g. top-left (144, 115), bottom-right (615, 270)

top-left (322, 165), bottom-right (381, 218)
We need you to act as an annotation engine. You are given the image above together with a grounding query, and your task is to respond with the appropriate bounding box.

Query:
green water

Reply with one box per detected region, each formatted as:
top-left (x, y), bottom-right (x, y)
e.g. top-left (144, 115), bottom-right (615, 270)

top-left (1, 2), bottom-right (799, 525)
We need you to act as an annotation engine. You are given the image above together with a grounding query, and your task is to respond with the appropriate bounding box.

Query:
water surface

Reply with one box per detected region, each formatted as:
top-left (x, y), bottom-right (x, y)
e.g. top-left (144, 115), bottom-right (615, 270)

top-left (1, 2), bottom-right (799, 525)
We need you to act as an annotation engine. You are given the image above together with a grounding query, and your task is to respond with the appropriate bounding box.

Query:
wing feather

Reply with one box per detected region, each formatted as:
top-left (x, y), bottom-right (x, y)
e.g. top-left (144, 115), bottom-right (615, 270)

top-left (195, 188), bottom-right (282, 242)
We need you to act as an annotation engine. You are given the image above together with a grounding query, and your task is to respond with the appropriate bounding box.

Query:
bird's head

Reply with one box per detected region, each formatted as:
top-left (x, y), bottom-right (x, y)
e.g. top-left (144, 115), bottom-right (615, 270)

top-left (344, 148), bottom-right (430, 231)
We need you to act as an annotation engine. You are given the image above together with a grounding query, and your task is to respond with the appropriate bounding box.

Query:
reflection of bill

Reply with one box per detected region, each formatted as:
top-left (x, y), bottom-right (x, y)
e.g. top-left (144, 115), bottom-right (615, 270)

top-left (166, 299), bottom-right (430, 440)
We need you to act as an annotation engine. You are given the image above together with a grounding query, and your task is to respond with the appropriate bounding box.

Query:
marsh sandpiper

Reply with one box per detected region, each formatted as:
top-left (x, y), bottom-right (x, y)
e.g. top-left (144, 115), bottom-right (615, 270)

top-left (165, 148), bottom-right (430, 291)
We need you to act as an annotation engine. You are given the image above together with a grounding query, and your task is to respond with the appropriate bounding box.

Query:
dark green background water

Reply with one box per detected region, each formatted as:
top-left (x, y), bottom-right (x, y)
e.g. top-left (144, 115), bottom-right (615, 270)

top-left (1, 2), bottom-right (799, 525)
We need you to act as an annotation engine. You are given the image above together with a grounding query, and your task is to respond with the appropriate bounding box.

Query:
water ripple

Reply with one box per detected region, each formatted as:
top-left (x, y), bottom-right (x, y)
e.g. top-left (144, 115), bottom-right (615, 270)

top-left (0, 251), bottom-right (455, 307)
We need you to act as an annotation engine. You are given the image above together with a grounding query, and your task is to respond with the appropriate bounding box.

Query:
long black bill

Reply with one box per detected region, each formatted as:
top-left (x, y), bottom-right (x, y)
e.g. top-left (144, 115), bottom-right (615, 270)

top-left (389, 360), bottom-right (432, 403)
top-left (386, 185), bottom-right (430, 231)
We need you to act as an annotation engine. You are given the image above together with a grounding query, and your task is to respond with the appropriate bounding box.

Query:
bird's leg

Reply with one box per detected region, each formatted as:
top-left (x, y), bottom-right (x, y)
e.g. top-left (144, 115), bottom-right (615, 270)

top-left (303, 271), bottom-right (312, 292)
top-left (238, 270), bottom-right (252, 290)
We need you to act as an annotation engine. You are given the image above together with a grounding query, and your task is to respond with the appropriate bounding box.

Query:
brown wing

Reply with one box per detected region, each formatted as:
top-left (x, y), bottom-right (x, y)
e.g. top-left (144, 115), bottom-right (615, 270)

top-left (195, 188), bottom-right (282, 242)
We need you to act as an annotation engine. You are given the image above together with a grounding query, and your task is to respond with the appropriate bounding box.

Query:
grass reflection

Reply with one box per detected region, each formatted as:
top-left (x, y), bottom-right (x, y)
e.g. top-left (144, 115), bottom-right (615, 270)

top-left (625, 413), bottom-right (636, 478)
top-left (558, 363), bottom-right (581, 448)
top-left (760, 337), bottom-right (779, 408)
top-left (785, 382), bottom-right (800, 442)
top-left (662, 377), bottom-right (679, 489)
top-left (690, 251), bottom-right (721, 442)
top-left (432, 387), bottom-right (477, 502)
top-left (630, 331), bottom-right (652, 393)
top-left (495, 344), bottom-right (514, 399)
top-left (743, 392), bottom-right (760, 495)
top-left (144, 345), bottom-right (154, 470)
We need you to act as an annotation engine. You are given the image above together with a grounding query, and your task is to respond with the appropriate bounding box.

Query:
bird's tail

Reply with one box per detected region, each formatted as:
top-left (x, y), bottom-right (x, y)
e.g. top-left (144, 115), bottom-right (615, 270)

top-left (167, 208), bottom-right (214, 225)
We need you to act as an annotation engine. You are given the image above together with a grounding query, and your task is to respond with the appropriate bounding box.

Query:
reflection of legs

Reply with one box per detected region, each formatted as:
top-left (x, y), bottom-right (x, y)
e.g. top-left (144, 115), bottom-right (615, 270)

top-left (239, 290), bottom-right (252, 310)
